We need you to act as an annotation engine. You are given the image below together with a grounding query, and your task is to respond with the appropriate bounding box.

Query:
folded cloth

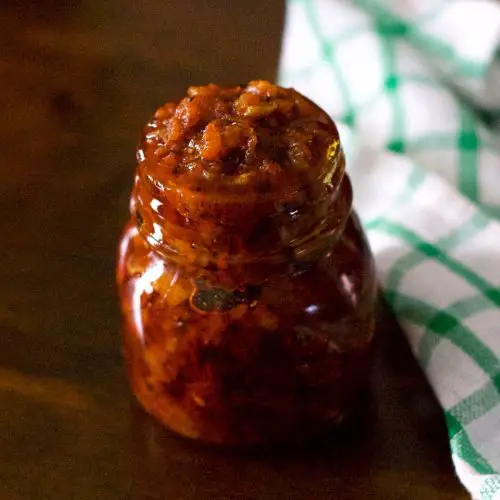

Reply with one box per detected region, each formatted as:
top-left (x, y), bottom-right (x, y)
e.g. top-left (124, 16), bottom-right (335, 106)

top-left (279, 1), bottom-right (500, 498)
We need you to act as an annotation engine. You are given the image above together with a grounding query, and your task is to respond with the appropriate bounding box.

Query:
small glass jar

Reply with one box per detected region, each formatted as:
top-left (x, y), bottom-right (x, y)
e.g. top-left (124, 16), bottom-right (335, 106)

top-left (117, 83), bottom-right (377, 446)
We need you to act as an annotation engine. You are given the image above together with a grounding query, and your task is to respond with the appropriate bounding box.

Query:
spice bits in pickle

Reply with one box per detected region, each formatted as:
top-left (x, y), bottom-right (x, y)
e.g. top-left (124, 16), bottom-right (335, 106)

top-left (190, 283), bottom-right (261, 313)
top-left (141, 80), bottom-right (339, 195)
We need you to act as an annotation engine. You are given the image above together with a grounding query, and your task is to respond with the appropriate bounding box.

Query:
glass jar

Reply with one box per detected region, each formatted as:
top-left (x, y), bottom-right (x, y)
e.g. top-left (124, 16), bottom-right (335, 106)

top-left (117, 82), bottom-right (377, 446)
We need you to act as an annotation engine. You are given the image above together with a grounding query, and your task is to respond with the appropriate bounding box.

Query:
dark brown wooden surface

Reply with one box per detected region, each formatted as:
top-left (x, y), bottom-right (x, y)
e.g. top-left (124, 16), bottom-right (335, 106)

top-left (0, 1), bottom-right (468, 498)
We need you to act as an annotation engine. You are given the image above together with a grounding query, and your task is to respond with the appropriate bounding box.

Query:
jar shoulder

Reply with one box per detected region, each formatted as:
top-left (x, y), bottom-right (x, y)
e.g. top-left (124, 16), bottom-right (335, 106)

top-left (117, 213), bottom-right (376, 343)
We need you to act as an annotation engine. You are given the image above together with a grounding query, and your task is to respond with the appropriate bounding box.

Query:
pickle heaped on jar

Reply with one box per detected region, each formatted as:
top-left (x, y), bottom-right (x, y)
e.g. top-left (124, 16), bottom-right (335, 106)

top-left (117, 80), bottom-right (377, 446)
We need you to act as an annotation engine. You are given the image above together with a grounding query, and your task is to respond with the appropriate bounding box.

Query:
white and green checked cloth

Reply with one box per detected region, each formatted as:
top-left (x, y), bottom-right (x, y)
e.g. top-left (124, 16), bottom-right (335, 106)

top-left (279, 1), bottom-right (500, 498)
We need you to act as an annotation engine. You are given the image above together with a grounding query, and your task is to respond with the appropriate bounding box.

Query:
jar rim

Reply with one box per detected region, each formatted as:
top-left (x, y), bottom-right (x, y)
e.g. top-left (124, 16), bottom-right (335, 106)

top-left (138, 90), bottom-right (343, 202)
top-left (138, 138), bottom-right (345, 205)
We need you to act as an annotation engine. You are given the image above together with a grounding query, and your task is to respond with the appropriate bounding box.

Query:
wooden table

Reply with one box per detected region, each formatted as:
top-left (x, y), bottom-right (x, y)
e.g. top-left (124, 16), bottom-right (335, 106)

top-left (0, 1), bottom-right (468, 498)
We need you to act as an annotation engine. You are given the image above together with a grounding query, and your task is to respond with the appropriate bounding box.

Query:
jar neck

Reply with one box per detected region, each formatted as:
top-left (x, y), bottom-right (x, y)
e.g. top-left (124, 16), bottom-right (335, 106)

top-left (130, 148), bottom-right (351, 268)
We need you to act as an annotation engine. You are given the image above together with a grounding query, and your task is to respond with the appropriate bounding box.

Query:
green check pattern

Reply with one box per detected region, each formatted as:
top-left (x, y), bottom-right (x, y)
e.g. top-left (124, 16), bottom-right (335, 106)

top-left (278, 1), bottom-right (500, 498)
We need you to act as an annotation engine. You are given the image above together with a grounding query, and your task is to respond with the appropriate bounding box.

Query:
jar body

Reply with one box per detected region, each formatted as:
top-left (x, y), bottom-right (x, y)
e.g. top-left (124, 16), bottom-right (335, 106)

top-left (117, 196), bottom-right (376, 446)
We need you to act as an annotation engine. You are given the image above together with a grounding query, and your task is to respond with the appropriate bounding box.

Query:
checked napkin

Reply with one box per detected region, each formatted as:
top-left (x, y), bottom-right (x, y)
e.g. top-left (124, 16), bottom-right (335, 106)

top-left (278, 1), bottom-right (500, 498)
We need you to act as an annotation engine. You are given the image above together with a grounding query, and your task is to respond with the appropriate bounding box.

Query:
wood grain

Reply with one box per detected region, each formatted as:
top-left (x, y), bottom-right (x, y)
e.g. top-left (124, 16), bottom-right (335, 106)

top-left (0, 1), bottom-right (468, 498)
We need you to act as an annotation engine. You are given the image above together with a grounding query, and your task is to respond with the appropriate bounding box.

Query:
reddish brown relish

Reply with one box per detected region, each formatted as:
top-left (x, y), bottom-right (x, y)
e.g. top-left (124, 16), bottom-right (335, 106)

top-left (141, 80), bottom-right (337, 194)
top-left (117, 81), bottom-right (377, 445)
